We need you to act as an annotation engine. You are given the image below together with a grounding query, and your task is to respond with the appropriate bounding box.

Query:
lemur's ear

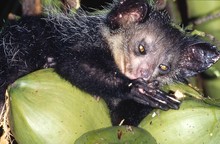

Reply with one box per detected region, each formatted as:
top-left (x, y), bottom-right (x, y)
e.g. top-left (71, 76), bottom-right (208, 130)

top-left (106, 0), bottom-right (148, 30)
top-left (178, 42), bottom-right (220, 78)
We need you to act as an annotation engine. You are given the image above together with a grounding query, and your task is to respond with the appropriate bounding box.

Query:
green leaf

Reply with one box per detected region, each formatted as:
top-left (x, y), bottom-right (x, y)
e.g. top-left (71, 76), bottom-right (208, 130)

top-left (203, 78), bottom-right (220, 99)
top-left (203, 98), bottom-right (220, 107)
top-left (162, 82), bottom-right (203, 99)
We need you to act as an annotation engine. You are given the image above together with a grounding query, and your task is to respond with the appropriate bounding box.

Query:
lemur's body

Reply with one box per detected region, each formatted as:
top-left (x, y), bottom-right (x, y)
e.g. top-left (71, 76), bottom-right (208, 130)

top-left (0, 0), bottom-right (219, 125)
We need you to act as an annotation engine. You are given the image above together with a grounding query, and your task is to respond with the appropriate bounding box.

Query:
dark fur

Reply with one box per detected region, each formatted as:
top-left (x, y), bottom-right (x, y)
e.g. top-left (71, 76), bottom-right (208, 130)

top-left (0, 0), bottom-right (219, 126)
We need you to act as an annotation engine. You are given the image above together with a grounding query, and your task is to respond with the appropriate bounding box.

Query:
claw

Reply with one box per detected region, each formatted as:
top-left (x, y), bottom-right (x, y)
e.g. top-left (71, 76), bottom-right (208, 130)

top-left (158, 105), bottom-right (169, 111)
top-left (130, 78), bottom-right (181, 110)
top-left (166, 95), bottom-right (181, 103)
top-left (154, 89), bottom-right (180, 109)
top-left (156, 90), bottom-right (181, 104)
top-left (132, 94), bottom-right (169, 110)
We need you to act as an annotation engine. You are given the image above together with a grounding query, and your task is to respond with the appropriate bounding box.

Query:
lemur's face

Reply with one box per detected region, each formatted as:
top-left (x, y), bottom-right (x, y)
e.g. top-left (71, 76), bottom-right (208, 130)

top-left (104, 0), bottom-right (220, 83)
top-left (122, 18), bottom-right (220, 84)
top-left (123, 21), bottom-right (180, 84)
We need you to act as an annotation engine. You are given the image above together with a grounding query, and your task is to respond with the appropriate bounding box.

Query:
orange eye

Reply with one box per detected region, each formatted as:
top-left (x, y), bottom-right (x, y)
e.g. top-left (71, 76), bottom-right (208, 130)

top-left (138, 44), bottom-right (146, 54)
top-left (159, 64), bottom-right (168, 71)
top-left (159, 64), bottom-right (170, 74)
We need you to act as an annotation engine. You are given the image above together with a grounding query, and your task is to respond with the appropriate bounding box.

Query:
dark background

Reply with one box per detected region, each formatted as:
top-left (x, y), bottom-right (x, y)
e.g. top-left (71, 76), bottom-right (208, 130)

top-left (0, 0), bottom-right (114, 27)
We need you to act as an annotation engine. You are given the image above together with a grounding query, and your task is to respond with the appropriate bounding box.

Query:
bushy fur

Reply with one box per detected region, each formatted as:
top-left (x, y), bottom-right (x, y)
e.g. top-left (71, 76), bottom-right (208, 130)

top-left (0, 0), bottom-right (219, 126)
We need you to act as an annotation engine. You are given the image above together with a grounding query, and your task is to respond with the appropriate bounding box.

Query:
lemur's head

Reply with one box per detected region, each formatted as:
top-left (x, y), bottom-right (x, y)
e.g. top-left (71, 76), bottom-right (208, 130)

top-left (103, 0), bottom-right (220, 84)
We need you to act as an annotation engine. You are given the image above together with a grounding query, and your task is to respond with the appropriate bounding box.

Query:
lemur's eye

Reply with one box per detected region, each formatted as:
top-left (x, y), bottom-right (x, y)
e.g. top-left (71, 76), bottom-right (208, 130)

top-left (159, 64), bottom-right (170, 74)
top-left (138, 44), bottom-right (146, 55)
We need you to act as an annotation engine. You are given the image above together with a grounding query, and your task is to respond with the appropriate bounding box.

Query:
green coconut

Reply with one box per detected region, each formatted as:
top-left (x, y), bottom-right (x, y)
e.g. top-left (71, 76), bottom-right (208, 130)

top-left (8, 68), bottom-right (111, 144)
top-left (75, 126), bottom-right (157, 144)
top-left (139, 98), bottom-right (220, 144)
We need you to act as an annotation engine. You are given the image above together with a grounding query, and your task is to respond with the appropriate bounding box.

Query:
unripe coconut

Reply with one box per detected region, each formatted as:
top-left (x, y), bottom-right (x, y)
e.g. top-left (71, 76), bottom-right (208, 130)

top-left (8, 69), bottom-right (111, 144)
top-left (139, 98), bottom-right (220, 144)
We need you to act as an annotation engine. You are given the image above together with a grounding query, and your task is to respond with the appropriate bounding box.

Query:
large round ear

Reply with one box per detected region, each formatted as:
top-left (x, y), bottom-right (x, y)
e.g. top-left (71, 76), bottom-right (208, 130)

top-left (106, 0), bottom-right (149, 30)
top-left (178, 42), bottom-right (220, 78)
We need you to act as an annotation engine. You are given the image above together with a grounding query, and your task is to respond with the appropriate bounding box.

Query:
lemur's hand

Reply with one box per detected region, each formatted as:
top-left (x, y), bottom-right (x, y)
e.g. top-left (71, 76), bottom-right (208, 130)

top-left (129, 78), bottom-right (180, 110)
